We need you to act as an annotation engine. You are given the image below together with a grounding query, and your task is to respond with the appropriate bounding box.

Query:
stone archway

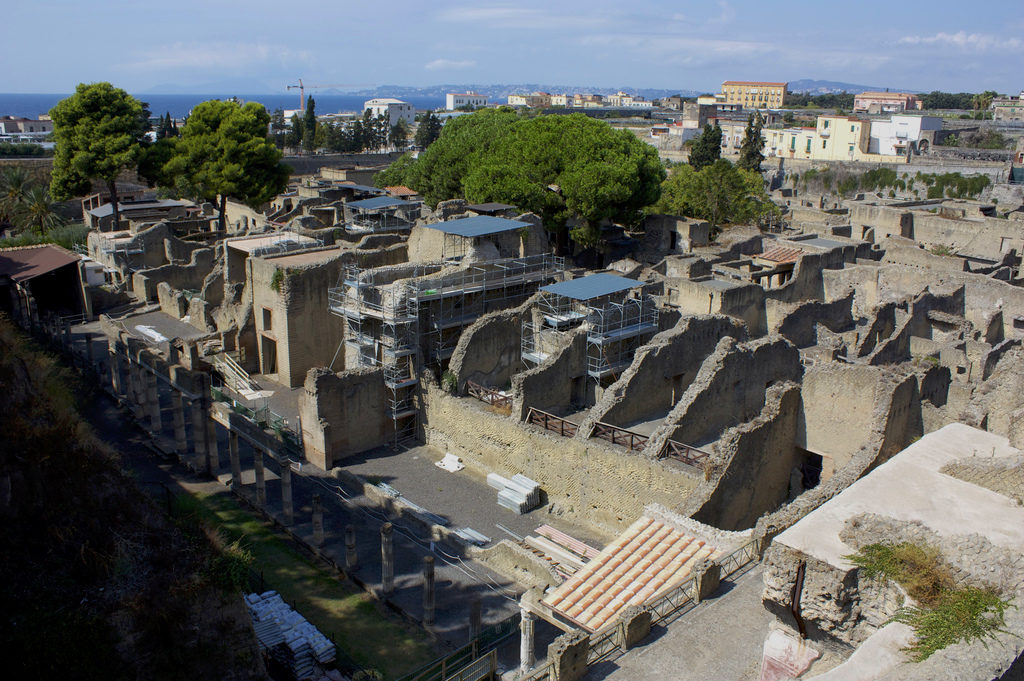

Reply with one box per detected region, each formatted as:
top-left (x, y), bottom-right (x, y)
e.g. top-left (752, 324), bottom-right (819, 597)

top-left (918, 139), bottom-right (930, 154)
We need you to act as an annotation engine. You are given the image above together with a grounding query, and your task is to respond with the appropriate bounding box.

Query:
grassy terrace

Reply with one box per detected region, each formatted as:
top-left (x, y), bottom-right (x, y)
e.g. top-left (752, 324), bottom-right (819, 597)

top-left (174, 489), bottom-right (436, 680)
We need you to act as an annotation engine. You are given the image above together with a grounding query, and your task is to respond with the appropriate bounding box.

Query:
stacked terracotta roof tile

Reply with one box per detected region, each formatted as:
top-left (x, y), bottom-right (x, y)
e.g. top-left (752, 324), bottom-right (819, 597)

top-left (756, 246), bottom-right (804, 264)
top-left (542, 515), bottom-right (721, 632)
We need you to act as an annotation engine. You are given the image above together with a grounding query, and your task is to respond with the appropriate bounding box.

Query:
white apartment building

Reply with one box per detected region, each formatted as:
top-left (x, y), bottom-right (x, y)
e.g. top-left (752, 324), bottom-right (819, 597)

top-left (363, 98), bottom-right (415, 127)
top-left (868, 115), bottom-right (943, 156)
top-left (445, 92), bottom-right (488, 110)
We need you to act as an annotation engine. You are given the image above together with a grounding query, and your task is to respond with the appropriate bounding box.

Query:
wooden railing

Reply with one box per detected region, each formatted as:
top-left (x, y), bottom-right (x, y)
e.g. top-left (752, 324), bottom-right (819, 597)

top-left (660, 439), bottom-right (711, 468)
top-left (591, 421), bottom-right (649, 452)
top-left (465, 380), bottom-right (512, 408)
top-left (527, 407), bottom-right (578, 437)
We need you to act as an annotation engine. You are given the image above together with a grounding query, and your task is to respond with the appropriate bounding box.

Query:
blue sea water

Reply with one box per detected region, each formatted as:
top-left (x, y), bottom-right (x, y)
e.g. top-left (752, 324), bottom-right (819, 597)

top-left (0, 93), bottom-right (446, 119)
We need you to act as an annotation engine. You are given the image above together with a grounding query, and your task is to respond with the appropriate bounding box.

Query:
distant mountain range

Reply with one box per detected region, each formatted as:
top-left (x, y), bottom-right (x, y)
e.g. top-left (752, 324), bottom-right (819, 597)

top-left (140, 78), bottom-right (921, 99)
top-left (787, 79), bottom-right (920, 95)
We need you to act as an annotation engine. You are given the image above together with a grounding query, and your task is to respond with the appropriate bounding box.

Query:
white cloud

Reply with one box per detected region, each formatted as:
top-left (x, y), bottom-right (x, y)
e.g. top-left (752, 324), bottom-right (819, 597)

top-left (898, 31), bottom-right (1022, 52)
top-left (425, 58), bottom-right (476, 71)
top-left (437, 6), bottom-right (606, 30)
top-left (123, 42), bottom-right (313, 72)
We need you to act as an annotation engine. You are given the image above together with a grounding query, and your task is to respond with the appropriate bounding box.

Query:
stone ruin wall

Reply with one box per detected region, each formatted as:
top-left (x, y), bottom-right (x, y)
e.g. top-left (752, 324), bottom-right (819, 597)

top-left (420, 383), bottom-right (700, 533)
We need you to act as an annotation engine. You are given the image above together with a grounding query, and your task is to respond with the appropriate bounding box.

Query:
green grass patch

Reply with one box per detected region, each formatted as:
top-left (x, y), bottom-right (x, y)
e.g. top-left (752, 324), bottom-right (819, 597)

top-left (847, 542), bottom-right (1013, 661)
top-left (173, 490), bottom-right (435, 679)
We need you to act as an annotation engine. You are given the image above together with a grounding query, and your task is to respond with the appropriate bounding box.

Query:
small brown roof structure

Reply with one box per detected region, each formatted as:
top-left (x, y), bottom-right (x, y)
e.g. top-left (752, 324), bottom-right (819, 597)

top-left (384, 185), bottom-right (419, 197)
top-left (542, 514), bottom-right (722, 632)
top-left (756, 245), bottom-right (803, 264)
top-left (0, 244), bottom-right (80, 283)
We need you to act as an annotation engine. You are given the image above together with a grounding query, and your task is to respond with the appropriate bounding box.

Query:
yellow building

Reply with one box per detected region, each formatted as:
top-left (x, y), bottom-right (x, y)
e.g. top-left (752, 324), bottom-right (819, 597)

top-left (760, 116), bottom-right (878, 162)
top-left (720, 81), bottom-right (787, 109)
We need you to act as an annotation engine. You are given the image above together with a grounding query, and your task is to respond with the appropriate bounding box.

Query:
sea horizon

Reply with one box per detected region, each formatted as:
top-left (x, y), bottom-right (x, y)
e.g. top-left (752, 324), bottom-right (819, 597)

top-left (0, 93), bottom-right (448, 119)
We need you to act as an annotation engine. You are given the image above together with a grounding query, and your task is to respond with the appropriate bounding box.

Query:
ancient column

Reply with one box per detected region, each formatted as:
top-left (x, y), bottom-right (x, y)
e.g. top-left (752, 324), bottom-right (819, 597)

top-left (228, 431), bottom-right (242, 490)
top-left (147, 370), bottom-right (162, 434)
top-left (423, 556), bottom-right (435, 627)
top-left (381, 523), bottom-right (394, 596)
top-left (280, 461), bottom-right (294, 526)
top-left (520, 605), bottom-right (536, 673)
top-left (190, 398), bottom-right (208, 473)
top-left (470, 596), bottom-right (482, 641)
top-left (171, 390), bottom-right (188, 458)
top-left (254, 448), bottom-right (266, 507)
top-left (205, 408), bottom-right (219, 474)
top-left (345, 524), bottom-right (358, 570)
top-left (312, 494), bottom-right (324, 547)
top-left (128, 359), bottom-right (144, 418)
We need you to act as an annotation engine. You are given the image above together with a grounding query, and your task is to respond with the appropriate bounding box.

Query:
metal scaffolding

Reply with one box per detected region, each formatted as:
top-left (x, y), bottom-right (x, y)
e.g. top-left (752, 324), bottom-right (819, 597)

top-left (328, 254), bottom-right (563, 446)
top-left (585, 296), bottom-right (659, 378)
top-left (521, 284), bottom-right (659, 381)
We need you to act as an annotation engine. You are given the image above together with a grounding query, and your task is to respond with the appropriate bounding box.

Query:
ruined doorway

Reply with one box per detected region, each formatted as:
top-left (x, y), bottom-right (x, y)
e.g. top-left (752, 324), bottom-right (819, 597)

top-left (260, 336), bottom-right (278, 375)
top-left (800, 452), bottom-right (822, 490)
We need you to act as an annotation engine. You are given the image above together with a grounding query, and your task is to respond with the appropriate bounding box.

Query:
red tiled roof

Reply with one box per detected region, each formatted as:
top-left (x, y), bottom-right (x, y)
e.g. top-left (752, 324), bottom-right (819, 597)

top-left (0, 244), bottom-right (80, 283)
top-left (385, 185), bottom-right (418, 197)
top-left (757, 246), bottom-right (803, 264)
top-left (541, 515), bottom-right (721, 632)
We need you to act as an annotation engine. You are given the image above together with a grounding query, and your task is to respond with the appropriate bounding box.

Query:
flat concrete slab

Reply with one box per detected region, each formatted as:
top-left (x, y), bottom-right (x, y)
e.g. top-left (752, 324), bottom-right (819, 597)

top-left (588, 565), bottom-right (772, 681)
top-left (776, 424), bottom-right (1024, 569)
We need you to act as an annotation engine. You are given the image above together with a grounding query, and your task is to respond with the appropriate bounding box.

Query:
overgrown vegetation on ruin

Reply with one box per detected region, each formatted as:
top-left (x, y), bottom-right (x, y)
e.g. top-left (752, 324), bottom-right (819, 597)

top-left (847, 542), bottom-right (1013, 661)
top-left (794, 168), bottom-right (990, 200)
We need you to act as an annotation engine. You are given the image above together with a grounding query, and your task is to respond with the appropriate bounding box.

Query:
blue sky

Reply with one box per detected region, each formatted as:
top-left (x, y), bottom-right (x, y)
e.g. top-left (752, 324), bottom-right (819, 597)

top-left (3, 0), bottom-right (1022, 93)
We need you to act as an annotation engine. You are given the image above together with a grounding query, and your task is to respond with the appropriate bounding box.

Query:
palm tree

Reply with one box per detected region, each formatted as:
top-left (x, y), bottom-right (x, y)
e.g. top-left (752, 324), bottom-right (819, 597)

top-left (16, 185), bottom-right (67, 235)
top-left (0, 166), bottom-right (32, 226)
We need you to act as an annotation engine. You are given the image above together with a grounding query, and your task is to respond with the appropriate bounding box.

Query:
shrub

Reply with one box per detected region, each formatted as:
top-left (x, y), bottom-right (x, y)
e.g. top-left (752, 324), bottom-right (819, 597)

top-left (441, 370), bottom-right (457, 394)
top-left (847, 542), bottom-right (1013, 661)
top-left (269, 268), bottom-right (285, 292)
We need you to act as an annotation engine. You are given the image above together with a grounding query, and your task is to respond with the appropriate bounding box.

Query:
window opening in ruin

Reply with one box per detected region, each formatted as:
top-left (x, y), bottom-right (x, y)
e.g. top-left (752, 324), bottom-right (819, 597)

top-left (670, 231), bottom-right (678, 251)
top-left (262, 307), bottom-right (272, 330)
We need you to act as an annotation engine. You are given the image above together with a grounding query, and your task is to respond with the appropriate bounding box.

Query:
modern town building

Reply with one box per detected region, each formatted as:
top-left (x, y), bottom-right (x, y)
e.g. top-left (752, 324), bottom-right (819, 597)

top-left (445, 92), bottom-right (488, 110)
top-left (992, 90), bottom-right (1024, 122)
top-left (363, 98), bottom-right (415, 127)
top-left (720, 81), bottom-right (787, 109)
top-left (852, 91), bottom-right (922, 114)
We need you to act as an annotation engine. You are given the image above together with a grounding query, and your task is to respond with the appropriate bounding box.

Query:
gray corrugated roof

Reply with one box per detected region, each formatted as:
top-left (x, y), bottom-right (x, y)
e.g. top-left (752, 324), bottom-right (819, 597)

top-left (426, 215), bottom-right (527, 238)
top-left (540, 273), bottom-right (641, 301)
top-left (347, 196), bottom-right (413, 210)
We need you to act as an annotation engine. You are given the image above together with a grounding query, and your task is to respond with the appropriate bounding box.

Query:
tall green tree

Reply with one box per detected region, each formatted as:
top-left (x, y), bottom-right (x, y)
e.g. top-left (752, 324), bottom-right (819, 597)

top-left (164, 100), bottom-right (289, 233)
top-left (414, 112), bottom-right (442, 149)
top-left (389, 118), bottom-right (409, 149)
top-left (737, 112), bottom-right (766, 173)
top-left (302, 97), bottom-right (317, 154)
top-left (688, 123), bottom-right (722, 171)
top-left (286, 114), bottom-right (304, 150)
top-left (50, 82), bottom-right (149, 231)
top-left (403, 110), bottom-right (664, 248)
top-left (653, 158), bottom-right (779, 232)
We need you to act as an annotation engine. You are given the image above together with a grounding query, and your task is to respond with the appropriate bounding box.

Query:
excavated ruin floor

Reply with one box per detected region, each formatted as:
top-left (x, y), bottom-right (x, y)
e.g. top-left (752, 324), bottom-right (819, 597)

top-left (342, 444), bottom-right (613, 550)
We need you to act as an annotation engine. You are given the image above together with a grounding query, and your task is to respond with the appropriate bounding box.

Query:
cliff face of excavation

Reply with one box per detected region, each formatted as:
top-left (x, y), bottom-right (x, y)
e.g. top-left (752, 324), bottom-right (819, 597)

top-left (0, 320), bottom-right (266, 681)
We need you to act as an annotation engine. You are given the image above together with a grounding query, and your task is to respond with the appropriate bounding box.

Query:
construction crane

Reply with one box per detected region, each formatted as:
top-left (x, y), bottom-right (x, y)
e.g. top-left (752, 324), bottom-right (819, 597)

top-left (286, 79), bottom-right (370, 111)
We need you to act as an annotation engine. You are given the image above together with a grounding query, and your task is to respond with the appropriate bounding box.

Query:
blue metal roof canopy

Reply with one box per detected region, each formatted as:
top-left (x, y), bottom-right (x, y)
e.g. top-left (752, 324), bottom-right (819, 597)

top-left (347, 196), bottom-right (413, 210)
top-left (338, 183), bottom-right (386, 194)
top-left (426, 215), bottom-right (528, 238)
top-left (540, 273), bottom-right (642, 301)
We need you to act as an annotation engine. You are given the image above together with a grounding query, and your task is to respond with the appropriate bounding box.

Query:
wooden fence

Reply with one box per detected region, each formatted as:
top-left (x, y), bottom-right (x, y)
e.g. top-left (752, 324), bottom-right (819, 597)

top-left (526, 407), bottom-right (579, 437)
top-left (465, 380), bottom-right (512, 409)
